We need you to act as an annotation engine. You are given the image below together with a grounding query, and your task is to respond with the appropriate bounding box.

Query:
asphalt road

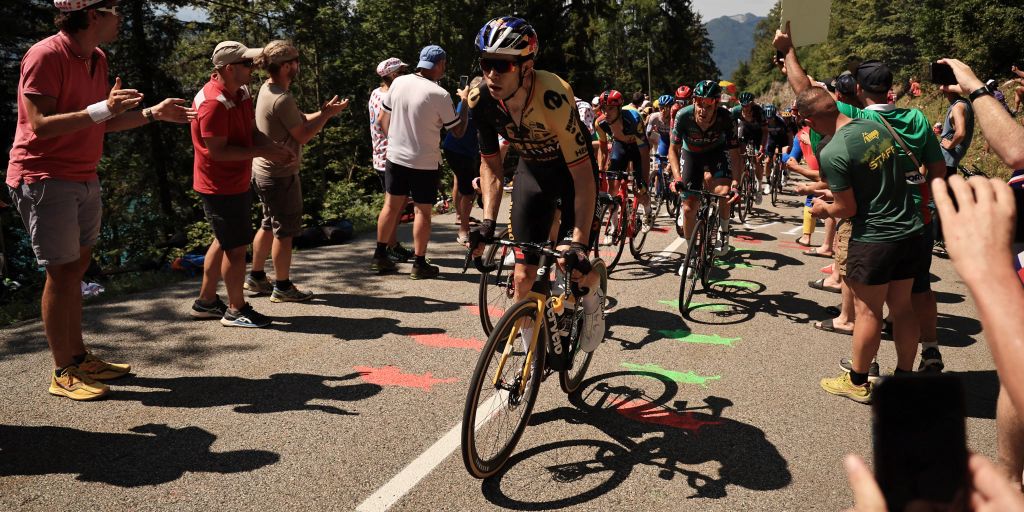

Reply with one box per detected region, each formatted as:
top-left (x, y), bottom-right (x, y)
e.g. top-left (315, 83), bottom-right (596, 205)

top-left (0, 188), bottom-right (997, 511)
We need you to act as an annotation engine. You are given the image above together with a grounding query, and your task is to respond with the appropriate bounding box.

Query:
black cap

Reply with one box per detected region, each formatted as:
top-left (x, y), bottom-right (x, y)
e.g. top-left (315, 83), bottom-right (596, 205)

top-left (836, 72), bottom-right (858, 96)
top-left (822, 77), bottom-right (837, 93)
top-left (855, 60), bottom-right (892, 94)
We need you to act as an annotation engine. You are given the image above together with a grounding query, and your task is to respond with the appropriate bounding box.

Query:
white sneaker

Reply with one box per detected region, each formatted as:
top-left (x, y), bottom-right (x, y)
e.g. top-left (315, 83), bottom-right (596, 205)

top-left (714, 235), bottom-right (731, 257)
top-left (641, 213), bottom-right (653, 233)
top-left (677, 262), bottom-right (695, 278)
top-left (762, 183), bottom-right (771, 195)
top-left (579, 289), bottom-right (606, 353)
top-left (754, 185), bottom-right (763, 205)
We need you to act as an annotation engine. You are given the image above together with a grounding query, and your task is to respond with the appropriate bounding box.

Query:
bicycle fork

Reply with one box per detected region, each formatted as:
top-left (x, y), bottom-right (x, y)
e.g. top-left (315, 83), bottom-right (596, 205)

top-left (492, 297), bottom-right (547, 396)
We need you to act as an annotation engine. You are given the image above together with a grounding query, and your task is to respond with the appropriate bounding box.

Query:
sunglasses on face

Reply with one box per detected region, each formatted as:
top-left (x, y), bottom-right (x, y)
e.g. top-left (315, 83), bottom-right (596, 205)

top-left (234, 60), bottom-right (254, 68)
top-left (479, 58), bottom-right (517, 74)
top-left (694, 97), bottom-right (717, 107)
top-left (95, 6), bottom-right (121, 16)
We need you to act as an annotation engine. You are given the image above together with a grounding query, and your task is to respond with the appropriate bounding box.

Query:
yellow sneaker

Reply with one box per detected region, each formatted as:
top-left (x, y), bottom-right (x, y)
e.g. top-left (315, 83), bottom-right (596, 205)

top-left (49, 366), bottom-right (109, 401)
top-left (79, 352), bottom-right (131, 380)
top-left (820, 372), bottom-right (871, 404)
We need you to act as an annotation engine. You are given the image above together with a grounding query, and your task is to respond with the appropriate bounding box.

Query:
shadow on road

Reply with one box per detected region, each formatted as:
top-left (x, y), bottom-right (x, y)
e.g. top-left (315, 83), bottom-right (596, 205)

top-left (313, 293), bottom-right (464, 314)
top-left (607, 306), bottom-right (688, 350)
top-left (272, 315), bottom-right (444, 340)
top-left (482, 371), bottom-right (790, 509)
top-left (111, 372), bottom-right (381, 415)
top-left (0, 423), bottom-right (278, 487)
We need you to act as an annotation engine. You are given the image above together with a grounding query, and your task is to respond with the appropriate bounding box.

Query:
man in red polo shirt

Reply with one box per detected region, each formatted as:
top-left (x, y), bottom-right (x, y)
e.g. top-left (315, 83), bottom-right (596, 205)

top-left (7, 0), bottom-right (195, 401)
top-left (189, 40), bottom-right (293, 328)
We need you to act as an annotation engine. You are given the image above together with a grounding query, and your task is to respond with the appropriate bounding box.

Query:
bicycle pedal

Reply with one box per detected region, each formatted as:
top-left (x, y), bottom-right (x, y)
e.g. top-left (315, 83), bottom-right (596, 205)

top-left (542, 369), bottom-right (554, 382)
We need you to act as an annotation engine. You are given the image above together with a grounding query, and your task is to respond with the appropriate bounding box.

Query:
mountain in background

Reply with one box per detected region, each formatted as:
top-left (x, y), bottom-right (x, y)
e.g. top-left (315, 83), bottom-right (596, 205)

top-left (705, 13), bottom-right (764, 80)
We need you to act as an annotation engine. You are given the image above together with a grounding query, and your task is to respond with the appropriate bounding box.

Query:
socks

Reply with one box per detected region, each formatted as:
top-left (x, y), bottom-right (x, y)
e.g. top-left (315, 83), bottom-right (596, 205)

top-left (849, 370), bottom-right (869, 386)
top-left (374, 242), bottom-right (388, 259)
top-left (250, 270), bottom-right (266, 280)
top-left (275, 279), bottom-right (292, 291)
top-left (415, 255), bottom-right (427, 267)
top-left (72, 353), bottom-right (86, 365)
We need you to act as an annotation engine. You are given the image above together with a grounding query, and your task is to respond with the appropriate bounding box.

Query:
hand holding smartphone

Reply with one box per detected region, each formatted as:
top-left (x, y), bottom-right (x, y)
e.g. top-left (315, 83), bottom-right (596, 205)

top-left (928, 62), bottom-right (958, 86)
top-left (459, 75), bottom-right (469, 90)
top-left (872, 375), bottom-right (969, 511)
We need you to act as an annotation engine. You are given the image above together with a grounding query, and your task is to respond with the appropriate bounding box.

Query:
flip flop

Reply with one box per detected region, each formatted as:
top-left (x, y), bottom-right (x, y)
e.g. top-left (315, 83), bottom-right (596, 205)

top-left (814, 318), bottom-right (853, 336)
top-left (803, 249), bottom-right (834, 258)
top-left (795, 236), bottom-right (813, 247)
top-left (809, 278), bottom-right (841, 294)
top-left (825, 305), bottom-right (841, 316)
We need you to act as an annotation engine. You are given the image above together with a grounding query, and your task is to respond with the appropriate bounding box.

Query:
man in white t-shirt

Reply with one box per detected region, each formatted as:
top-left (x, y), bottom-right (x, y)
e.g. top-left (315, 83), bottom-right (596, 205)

top-left (372, 45), bottom-right (469, 279)
top-left (368, 57), bottom-right (413, 263)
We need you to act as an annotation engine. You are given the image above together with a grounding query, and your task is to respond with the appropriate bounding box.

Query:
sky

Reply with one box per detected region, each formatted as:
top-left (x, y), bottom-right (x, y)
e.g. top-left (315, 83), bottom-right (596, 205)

top-left (691, 0), bottom-right (775, 22)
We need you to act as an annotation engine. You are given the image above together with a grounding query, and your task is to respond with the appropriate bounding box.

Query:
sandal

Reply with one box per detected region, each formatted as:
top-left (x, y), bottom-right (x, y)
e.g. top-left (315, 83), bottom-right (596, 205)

top-left (795, 236), bottom-right (813, 247)
top-left (456, 234), bottom-right (470, 245)
top-left (803, 249), bottom-right (834, 258)
top-left (809, 278), bottom-right (841, 294)
top-left (814, 318), bottom-right (853, 336)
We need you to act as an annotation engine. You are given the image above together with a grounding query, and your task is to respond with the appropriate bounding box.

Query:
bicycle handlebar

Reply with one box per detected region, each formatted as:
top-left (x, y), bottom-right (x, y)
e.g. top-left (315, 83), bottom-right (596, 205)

top-left (463, 239), bottom-right (591, 298)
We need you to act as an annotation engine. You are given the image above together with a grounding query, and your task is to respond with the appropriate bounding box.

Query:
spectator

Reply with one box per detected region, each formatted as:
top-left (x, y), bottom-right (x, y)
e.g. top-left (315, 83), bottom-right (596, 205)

top-left (987, 79), bottom-right (1014, 115)
top-left (189, 40), bottom-right (294, 328)
top-left (938, 57), bottom-right (1024, 484)
top-left (443, 76), bottom-right (483, 245)
top-left (369, 57), bottom-right (414, 264)
top-left (909, 76), bottom-right (922, 98)
top-left (799, 87), bottom-right (924, 403)
top-left (372, 45), bottom-right (468, 278)
top-left (245, 40), bottom-right (349, 302)
top-left (939, 87), bottom-right (974, 174)
top-left (1012, 65), bottom-right (1024, 114)
top-left (7, 0), bottom-right (195, 400)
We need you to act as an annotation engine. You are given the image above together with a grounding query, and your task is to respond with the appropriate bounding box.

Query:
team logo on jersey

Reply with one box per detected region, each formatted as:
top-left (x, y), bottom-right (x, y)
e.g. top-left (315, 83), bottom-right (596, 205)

top-left (544, 91), bottom-right (570, 111)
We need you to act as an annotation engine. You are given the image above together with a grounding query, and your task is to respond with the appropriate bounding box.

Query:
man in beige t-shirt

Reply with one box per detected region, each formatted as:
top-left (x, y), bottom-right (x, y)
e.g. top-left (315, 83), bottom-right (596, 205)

top-left (246, 40), bottom-right (348, 302)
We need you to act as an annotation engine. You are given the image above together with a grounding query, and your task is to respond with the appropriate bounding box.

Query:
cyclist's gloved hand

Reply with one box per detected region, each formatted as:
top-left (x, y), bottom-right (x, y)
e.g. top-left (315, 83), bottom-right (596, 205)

top-left (560, 242), bottom-right (592, 275)
top-left (728, 187), bottom-right (740, 204)
top-left (670, 180), bottom-right (684, 194)
top-left (468, 219), bottom-right (496, 254)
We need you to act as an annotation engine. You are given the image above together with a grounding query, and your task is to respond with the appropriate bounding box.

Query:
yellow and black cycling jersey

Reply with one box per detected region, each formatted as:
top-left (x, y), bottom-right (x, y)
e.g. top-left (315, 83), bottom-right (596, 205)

top-left (469, 70), bottom-right (591, 169)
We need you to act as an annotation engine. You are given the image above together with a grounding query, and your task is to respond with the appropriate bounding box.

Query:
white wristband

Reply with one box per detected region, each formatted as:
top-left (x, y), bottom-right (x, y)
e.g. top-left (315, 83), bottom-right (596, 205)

top-left (86, 101), bottom-right (114, 123)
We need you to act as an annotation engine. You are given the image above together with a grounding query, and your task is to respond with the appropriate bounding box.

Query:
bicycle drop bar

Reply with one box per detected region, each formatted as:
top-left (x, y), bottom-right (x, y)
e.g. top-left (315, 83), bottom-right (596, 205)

top-left (464, 239), bottom-right (591, 297)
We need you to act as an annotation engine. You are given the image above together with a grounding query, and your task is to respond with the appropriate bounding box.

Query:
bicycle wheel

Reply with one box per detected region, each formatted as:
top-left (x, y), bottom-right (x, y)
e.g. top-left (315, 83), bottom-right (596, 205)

top-left (770, 162), bottom-right (780, 207)
top-left (678, 219), bottom-right (705, 315)
top-left (666, 187), bottom-right (679, 218)
top-left (601, 200), bottom-right (626, 270)
top-left (559, 258), bottom-right (608, 394)
top-left (478, 228), bottom-right (514, 335)
top-left (742, 169), bottom-right (755, 221)
top-left (701, 212), bottom-right (720, 288)
top-left (628, 203), bottom-right (649, 259)
top-left (462, 298), bottom-right (546, 478)
top-left (649, 173), bottom-right (665, 220)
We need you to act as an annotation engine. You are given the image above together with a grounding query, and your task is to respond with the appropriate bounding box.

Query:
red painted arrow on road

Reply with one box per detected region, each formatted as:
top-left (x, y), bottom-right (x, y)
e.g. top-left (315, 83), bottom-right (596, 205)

top-left (410, 333), bottom-right (484, 351)
top-left (354, 366), bottom-right (459, 391)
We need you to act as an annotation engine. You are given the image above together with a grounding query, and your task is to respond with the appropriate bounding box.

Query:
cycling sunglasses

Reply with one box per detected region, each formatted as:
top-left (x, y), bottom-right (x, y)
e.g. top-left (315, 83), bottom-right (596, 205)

top-left (693, 97), bottom-right (717, 107)
top-left (479, 58), bottom-right (518, 74)
top-left (95, 6), bottom-right (121, 16)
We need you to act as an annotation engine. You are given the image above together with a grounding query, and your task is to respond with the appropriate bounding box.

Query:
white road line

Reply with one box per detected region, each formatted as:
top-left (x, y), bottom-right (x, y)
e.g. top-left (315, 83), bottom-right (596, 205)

top-left (355, 390), bottom-right (508, 512)
top-left (651, 236), bottom-right (685, 262)
top-left (782, 225), bottom-right (804, 235)
top-left (742, 222), bottom-right (778, 231)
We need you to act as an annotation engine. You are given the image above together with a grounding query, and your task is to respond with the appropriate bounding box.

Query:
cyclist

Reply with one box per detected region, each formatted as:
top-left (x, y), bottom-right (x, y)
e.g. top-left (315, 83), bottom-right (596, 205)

top-left (646, 95), bottom-right (674, 199)
top-left (595, 89), bottom-right (653, 233)
top-left (670, 85), bottom-right (692, 123)
top-left (731, 91), bottom-right (767, 203)
top-left (761, 104), bottom-right (791, 192)
top-left (467, 16), bottom-right (604, 351)
top-left (668, 80), bottom-right (742, 268)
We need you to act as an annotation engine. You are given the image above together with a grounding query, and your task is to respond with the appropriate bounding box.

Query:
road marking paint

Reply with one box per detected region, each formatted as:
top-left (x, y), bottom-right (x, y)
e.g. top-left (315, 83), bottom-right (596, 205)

top-left (658, 299), bottom-right (731, 313)
top-left (782, 225), bottom-right (803, 235)
top-left (354, 366), bottom-right (459, 391)
top-left (355, 391), bottom-right (508, 511)
top-left (611, 398), bottom-right (723, 432)
top-left (743, 222), bottom-right (778, 230)
top-left (411, 334), bottom-right (484, 351)
top-left (651, 237), bottom-right (685, 262)
top-left (657, 329), bottom-right (741, 347)
top-left (621, 362), bottom-right (722, 387)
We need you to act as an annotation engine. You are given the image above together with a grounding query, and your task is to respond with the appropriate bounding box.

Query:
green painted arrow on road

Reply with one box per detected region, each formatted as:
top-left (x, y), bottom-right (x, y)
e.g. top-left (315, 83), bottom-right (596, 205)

top-left (657, 329), bottom-right (741, 347)
top-left (621, 363), bottom-right (722, 387)
top-left (658, 300), bottom-right (730, 313)
top-left (710, 280), bottom-right (759, 290)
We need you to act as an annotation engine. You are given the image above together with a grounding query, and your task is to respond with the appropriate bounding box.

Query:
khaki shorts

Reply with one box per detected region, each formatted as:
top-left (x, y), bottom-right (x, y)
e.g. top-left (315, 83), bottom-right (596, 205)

top-left (834, 219), bottom-right (851, 277)
top-left (252, 173), bottom-right (303, 239)
top-left (9, 178), bottom-right (102, 266)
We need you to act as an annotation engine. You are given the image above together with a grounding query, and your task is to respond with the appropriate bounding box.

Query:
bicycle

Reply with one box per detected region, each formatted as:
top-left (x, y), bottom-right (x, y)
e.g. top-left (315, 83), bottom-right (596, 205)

top-left (461, 240), bottom-right (608, 478)
top-left (767, 150), bottom-right (785, 207)
top-left (677, 186), bottom-right (730, 315)
top-left (733, 144), bottom-right (758, 224)
top-left (649, 154), bottom-right (677, 220)
top-left (599, 169), bottom-right (650, 269)
top-left (475, 226), bottom-right (513, 335)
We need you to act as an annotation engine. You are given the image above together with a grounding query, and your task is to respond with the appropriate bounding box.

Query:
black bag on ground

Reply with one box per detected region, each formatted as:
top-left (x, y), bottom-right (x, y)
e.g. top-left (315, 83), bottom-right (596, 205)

top-left (321, 219), bottom-right (354, 245)
top-left (293, 226), bottom-right (327, 248)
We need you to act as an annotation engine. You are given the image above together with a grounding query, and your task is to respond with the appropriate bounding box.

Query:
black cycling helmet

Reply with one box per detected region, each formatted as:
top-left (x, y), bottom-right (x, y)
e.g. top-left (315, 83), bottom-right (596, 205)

top-left (693, 80), bottom-right (721, 99)
top-left (738, 92), bottom-right (755, 105)
top-left (762, 104), bottom-right (778, 118)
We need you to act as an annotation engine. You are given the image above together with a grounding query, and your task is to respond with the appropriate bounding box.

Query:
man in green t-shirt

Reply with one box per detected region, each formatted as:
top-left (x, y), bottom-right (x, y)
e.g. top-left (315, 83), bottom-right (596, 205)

top-left (774, 23), bottom-right (949, 377)
top-left (799, 88), bottom-right (924, 403)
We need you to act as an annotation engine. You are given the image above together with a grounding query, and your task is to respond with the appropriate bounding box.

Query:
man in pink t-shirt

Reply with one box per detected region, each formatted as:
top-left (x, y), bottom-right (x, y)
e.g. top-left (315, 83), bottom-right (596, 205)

top-left (188, 40), bottom-right (294, 329)
top-left (6, 0), bottom-right (194, 401)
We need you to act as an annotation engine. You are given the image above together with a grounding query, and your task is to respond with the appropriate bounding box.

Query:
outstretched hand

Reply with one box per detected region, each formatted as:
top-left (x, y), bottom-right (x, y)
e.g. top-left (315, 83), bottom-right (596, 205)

top-left (152, 98), bottom-right (196, 123)
top-left (936, 58), bottom-right (985, 97)
top-left (107, 77), bottom-right (143, 115)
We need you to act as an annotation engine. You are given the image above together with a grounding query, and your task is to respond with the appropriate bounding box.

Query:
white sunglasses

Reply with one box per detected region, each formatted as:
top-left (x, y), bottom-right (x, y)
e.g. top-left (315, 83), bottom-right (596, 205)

top-left (94, 6), bottom-right (121, 16)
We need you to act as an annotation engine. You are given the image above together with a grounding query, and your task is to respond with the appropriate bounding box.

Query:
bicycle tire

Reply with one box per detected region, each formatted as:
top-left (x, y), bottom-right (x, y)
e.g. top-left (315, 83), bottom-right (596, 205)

top-left (742, 169), bottom-right (755, 222)
top-left (770, 161), bottom-right (780, 207)
top-left (666, 189), bottom-right (680, 218)
top-left (601, 201), bottom-right (626, 270)
top-left (559, 258), bottom-right (608, 394)
top-left (678, 219), bottom-right (704, 315)
top-left (701, 211), bottom-right (719, 289)
top-left (478, 228), bottom-right (514, 335)
top-left (628, 205), bottom-right (649, 259)
top-left (649, 173), bottom-right (665, 220)
top-left (461, 298), bottom-right (546, 478)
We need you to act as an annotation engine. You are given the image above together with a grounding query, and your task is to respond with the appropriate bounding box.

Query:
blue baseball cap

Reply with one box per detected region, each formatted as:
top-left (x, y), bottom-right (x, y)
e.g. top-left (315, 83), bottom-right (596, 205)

top-left (417, 45), bottom-right (447, 70)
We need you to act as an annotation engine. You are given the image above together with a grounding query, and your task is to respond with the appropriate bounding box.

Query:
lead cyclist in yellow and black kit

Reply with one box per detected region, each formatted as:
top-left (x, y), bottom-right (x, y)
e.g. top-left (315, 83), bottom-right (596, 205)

top-left (467, 16), bottom-right (604, 351)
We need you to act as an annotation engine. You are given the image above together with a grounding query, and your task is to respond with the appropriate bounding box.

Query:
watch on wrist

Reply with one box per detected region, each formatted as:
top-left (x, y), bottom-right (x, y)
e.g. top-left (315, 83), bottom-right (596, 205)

top-left (142, 108), bottom-right (154, 121)
top-left (968, 86), bottom-right (992, 103)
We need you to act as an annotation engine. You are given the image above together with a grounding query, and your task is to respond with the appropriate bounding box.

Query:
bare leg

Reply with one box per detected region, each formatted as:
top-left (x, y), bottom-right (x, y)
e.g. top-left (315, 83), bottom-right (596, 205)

top-left (376, 193), bottom-right (406, 246)
top-left (820, 217), bottom-right (836, 253)
top-left (412, 203), bottom-right (433, 257)
top-left (222, 245), bottom-right (248, 311)
top-left (42, 250), bottom-right (90, 368)
top-left (198, 239), bottom-right (224, 303)
top-left (886, 279), bottom-right (919, 371)
top-left (251, 228), bottom-right (273, 273)
top-left (848, 279), bottom-right (887, 374)
top-left (458, 194), bottom-right (475, 240)
top-left (271, 236), bottom-right (293, 281)
top-left (912, 290), bottom-right (938, 349)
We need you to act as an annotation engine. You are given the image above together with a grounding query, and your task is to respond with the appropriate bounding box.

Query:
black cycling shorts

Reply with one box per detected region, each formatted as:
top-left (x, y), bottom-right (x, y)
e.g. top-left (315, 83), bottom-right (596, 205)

top-left (764, 138), bottom-right (788, 157)
top-left (510, 164), bottom-right (597, 266)
top-left (680, 148), bottom-right (731, 198)
top-left (609, 140), bottom-right (647, 192)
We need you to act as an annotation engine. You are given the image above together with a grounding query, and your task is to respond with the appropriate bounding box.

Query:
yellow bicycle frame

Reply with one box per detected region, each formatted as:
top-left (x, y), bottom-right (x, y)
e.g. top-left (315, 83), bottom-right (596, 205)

top-left (491, 291), bottom-right (550, 395)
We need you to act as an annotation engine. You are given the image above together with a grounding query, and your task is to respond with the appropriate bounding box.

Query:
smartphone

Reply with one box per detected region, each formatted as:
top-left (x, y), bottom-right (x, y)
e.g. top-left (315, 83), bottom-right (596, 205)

top-left (459, 75), bottom-right (469, 89)
top-left (872, 374), bottom-right (969, 511)
top-left (929, 62), bottom-right (958, 85)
